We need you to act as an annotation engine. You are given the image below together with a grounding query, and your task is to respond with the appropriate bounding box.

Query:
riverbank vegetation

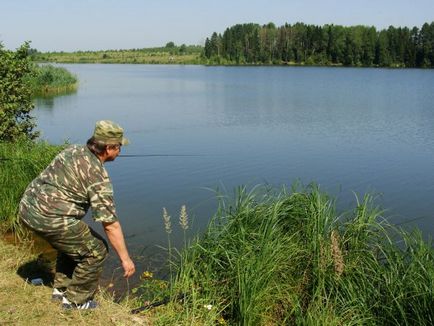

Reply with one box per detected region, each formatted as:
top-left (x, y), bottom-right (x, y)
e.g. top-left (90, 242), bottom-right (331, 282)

top-left (0, 43), bottom-right (68, 232)
top-left (0, 140), bottom-right (63, 233)
top-left (26, 64), bottom-right (78, 96)
top-left (31, 43), bottom-right (203, 64)
top-left (141, 186), bottom-right (433, 325)
top-left (204, 21), bottom-right (434, 67)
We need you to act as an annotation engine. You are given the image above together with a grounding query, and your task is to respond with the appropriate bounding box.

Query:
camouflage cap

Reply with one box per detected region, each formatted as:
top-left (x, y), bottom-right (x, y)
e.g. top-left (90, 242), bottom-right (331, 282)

top-left (92, 120), bottom-right (129, 145)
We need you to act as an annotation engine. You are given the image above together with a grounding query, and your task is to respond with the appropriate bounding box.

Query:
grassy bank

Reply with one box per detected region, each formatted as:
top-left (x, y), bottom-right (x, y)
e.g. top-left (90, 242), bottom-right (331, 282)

top-left (143, 186), bottom-right (434, 325)
top-left (26, 64), bottom-right (78, 96)
top-left (0, 239), bottom-right (148, 325)
top-left (0, 140), bottom-right (63, 232)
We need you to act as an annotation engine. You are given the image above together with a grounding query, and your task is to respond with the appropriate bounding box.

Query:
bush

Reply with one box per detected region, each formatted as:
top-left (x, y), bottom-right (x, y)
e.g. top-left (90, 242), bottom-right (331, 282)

top-left (0, 42), bottom-right (38, 141)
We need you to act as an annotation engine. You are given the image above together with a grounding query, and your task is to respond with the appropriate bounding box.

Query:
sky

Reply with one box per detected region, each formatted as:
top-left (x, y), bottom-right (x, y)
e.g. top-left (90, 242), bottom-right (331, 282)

top-left (1, 0), bottom-right (433, 52)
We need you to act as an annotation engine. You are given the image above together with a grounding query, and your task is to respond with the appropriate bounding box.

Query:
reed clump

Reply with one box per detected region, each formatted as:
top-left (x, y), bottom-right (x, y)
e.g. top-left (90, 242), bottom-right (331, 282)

top-left (26, 64), bottom-right (78, 96)
top-left (0, 140), bottom-right (63, 232)
top-left (147, 185), bottom-right (433, 325)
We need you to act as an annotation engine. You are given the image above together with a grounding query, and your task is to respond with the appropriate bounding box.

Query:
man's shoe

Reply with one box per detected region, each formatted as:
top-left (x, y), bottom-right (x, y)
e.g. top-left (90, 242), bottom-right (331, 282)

top-left (62, 296), bottom-right (98, 310)
top-left (52, 288), bottom-right (65, 301)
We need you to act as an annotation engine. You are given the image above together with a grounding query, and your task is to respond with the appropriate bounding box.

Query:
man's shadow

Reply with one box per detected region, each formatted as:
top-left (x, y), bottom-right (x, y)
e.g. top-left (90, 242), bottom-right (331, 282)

top-left (16, 235), bottom-right (57, 287)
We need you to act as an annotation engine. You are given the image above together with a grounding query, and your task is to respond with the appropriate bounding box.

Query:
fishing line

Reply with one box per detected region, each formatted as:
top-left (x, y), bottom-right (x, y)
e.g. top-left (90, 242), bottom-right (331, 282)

top-left (118, 154), bottom-right (204, 158)
top-left (394, 215), bottom-right (431, 227)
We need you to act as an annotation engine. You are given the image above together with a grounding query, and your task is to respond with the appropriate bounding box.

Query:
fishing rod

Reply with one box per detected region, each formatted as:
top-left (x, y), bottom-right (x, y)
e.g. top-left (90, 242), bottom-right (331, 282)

top-left (130, 293), bottom-right (187, 314)
top-left (0, 154), bottom-right (204, 161)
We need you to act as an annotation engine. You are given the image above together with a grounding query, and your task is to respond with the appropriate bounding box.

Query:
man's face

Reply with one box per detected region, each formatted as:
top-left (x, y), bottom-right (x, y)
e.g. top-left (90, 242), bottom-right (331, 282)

top-left (105, 144), bottom-right (121, 162)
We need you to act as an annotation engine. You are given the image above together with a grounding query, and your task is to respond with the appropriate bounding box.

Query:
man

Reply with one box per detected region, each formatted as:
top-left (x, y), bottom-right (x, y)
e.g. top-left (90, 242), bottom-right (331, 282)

top-left (19, 120), bottom-right (135, 309)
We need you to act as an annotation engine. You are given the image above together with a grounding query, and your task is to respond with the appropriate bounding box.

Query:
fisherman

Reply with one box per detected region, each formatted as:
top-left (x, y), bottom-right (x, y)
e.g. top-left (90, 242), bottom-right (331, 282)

top-left (19, 120), bottom-right (135, 309)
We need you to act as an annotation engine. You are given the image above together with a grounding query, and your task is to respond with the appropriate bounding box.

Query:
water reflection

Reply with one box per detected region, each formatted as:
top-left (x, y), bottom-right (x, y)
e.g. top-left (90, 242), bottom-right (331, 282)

top-left (34, 90), bottom-right (77, 110)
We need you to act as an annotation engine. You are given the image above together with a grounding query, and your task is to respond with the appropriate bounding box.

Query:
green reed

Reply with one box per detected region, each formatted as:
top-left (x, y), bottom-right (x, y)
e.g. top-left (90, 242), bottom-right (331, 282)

top-left (0, 140), bottom-right (63, 233)
top-left (26, 64), bottom-right (78, 96)
top-left (147, 184), bottom-right (433, 325)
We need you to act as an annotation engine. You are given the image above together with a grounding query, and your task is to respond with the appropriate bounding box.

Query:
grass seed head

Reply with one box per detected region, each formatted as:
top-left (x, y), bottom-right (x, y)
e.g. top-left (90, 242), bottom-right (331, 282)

top-left (179, 205), bottom-right (189, 230)
top-left (162, 207), bottom-right (172, 234)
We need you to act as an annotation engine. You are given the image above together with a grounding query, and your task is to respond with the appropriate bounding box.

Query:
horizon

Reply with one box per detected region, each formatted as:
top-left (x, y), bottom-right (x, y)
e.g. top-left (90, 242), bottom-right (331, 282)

top-left (1, 0), bottom-right (433, 52)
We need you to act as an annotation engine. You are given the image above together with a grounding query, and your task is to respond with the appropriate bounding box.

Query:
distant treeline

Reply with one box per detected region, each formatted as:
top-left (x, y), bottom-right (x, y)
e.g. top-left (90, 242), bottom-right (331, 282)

top-left (204, 22), bottom-right (434, 67)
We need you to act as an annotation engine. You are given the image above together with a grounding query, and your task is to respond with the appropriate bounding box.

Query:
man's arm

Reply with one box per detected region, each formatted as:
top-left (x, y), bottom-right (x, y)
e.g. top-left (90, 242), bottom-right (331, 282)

top-left (102, 221), bottom-right (135, 278)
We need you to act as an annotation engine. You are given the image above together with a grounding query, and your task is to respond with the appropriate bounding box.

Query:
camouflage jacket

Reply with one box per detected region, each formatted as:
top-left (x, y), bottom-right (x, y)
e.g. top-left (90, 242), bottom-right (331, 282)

top-left (20, 145), bottom-right (118, 231)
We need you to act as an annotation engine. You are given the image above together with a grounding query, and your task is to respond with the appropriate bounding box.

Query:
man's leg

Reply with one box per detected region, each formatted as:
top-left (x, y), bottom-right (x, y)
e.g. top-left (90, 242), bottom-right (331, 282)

top-left (44, 221), bottom-right (108, 304)
top-left (53, 252), bottom-right (76, 290)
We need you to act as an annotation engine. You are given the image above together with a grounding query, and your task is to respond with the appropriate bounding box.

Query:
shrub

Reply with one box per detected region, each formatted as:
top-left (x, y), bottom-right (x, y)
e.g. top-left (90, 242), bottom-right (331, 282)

top-left (0, 42), bottom-right (38, 141)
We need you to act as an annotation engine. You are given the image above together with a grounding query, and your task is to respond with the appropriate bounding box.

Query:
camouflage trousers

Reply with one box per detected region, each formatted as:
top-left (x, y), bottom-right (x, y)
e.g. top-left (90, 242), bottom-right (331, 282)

top-left (21, 217), bottom-right (108, 304)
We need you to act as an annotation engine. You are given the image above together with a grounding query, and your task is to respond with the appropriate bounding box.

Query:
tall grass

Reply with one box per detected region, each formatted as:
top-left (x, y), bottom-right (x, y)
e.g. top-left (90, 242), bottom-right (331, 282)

top-left (148, 185), bottom-right (433, 325)
top-left (0, 140), bottom-right (63, 233)
top-left (26, 64), bottom-right (78, 96)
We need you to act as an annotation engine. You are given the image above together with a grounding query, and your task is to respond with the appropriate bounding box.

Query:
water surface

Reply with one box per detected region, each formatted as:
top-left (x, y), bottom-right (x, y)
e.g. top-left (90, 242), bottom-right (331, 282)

top-left (34, 64), bottom-right (434, 280)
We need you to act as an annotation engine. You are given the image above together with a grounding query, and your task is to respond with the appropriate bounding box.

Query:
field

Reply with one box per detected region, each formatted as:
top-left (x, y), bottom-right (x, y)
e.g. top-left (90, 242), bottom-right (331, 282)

top-left (32, 45), bottom-right (204, 65)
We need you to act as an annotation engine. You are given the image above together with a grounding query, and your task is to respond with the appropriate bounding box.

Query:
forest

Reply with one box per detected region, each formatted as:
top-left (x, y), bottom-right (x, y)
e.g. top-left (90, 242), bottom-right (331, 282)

top-left (204, 22), bottom-right (434, 67)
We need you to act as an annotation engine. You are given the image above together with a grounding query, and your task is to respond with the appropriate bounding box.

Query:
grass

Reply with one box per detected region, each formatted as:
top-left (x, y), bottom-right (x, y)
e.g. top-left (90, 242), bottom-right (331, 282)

top-left (0, 238), bottom-right (149, 325)
top-left (26, 64), bottom-right (78, 96)
top-left (142, 185), bottom-right (434, 325)
top-left (0, 140), bottom-right (64, 233)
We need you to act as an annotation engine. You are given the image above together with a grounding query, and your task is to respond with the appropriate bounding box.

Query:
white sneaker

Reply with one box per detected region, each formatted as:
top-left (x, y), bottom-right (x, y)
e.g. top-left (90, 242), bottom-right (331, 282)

top-left (62, 296), bottom-right (98, 310)
top-left (52, 288), bottom-right (65, 301)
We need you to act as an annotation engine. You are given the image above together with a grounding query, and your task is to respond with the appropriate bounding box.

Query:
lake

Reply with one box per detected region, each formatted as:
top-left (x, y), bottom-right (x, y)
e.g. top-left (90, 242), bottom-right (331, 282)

top-left (34, 64), bottom-right (434, 282)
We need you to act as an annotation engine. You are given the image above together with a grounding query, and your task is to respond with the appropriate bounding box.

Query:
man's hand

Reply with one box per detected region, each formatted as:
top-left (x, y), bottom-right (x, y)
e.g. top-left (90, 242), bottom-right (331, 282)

top-left (122, 257), bottom-right (135, 278)
top-left (103, 221), bottom-right (135, 278)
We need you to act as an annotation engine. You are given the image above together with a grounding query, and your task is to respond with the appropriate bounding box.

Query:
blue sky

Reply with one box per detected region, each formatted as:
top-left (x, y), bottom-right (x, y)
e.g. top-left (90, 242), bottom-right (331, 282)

top-left (1, 0), bottom-right (433, 52)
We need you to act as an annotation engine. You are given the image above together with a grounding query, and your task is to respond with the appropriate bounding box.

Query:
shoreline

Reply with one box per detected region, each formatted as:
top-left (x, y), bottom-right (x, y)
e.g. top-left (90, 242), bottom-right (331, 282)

top-left (35, 59), bottom-right (432, 69)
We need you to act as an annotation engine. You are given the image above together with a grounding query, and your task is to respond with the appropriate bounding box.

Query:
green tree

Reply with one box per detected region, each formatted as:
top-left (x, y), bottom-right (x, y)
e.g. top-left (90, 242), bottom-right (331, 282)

top-left (210, 32), bottom-right (222, 58)
top-left (179, 44), bottom-right (187, 55)
top-left (405, 27), bottom-right (419, 67)
top-left (375, 30), bottom-right (391, 66)
top-left (0, 42), bottom-right (39, 141)
top-left (326, 24), bottom-right (346, 64)
top-left (204, 37), bottom-right (212, 58)
top-left (205, 21), bottom-right (434, 67)
top-left (278, 24), bottom-right (294, 63)
top-left (361, 26), bottom-right (377, 65)
top-left (165, 41), bottom-right (175, 48)
top-left (418, 23), bottom-right (434, 67)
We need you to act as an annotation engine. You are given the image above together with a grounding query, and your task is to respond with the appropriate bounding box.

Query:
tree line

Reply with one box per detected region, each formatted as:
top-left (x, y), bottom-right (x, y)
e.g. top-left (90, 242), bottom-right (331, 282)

top-left (203, 22), bottom-right (434, 67)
